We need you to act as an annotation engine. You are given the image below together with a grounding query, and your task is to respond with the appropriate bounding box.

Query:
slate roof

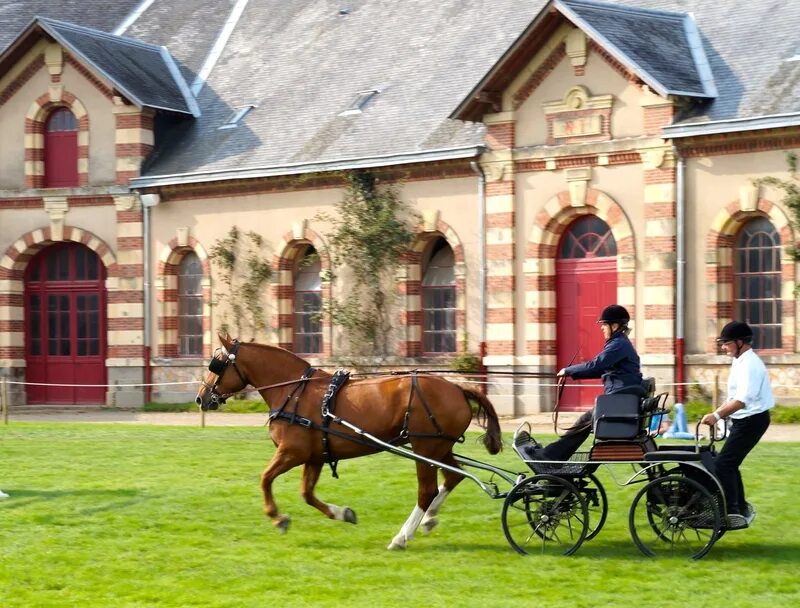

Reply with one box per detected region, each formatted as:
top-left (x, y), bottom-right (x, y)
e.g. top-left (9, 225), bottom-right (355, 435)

top-left (0, 0), bottom-right (141, 52)
top-left (621, 0), bottom-right (800, 133)
top-left (36, 18), bottom-right (198, 116)
top-left (133, 0), bottom-right (534, 185)
top-left (1, 1), bottom-right (800, 183)
top-left (558, 0), bottom-right (715, 98)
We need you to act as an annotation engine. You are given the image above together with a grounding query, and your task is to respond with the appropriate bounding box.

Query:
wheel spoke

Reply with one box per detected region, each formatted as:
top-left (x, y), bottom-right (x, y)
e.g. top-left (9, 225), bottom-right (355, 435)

top-left (502, 474), bottom-right (589, 556)
top-left (629, 474), bottom-right (720, 560)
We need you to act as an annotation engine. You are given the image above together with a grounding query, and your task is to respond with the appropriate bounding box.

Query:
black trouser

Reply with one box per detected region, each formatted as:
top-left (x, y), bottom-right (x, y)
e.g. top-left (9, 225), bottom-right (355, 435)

top-left (542, 385), bottom-right (646, 461)
top-left (714, 410), bottom-right (770, 515)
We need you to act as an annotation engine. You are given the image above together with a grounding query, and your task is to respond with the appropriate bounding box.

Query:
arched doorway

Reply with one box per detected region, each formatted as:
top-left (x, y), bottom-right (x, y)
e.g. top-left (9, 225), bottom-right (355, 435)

top-left (24, 242), bottom-right (107, 404)
top-left (556, 215), bottom-right (617, 410)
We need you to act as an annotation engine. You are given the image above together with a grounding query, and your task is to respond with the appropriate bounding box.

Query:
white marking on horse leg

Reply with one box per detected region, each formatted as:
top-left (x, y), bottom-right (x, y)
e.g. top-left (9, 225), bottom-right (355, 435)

top-left (329, 504), bottom-right (358, 524)
top-left (420, 484), bottom-right (450, 535)
top-left (387, 505), bottom-right (425, 550)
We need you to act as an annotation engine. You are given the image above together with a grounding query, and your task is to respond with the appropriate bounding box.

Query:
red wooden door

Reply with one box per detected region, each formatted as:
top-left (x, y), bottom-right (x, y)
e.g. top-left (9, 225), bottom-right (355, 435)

top-left (25, 243), bottom-right (107, 404)
top-left (44, 108), bottom-right (79, 187)
top-left (556, 216), bottom-right (618, 411)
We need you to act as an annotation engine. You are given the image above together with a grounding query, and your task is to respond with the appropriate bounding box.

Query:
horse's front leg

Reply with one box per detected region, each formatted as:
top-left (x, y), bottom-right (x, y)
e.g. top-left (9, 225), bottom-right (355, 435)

top-left (261, 448), bottom-right (302, 533)
top-left (301, 463), bottom-right (357, 524)
top-left (388, 460), bottom-right (439, 550)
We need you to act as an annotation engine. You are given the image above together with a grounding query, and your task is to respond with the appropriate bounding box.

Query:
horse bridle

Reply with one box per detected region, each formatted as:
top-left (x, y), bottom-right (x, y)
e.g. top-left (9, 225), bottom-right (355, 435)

top-left (202, 340), bottom-right (249, 409)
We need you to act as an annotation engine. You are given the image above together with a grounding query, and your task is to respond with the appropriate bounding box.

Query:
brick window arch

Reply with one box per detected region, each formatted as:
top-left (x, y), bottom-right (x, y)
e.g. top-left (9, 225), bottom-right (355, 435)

top-left (44, 107), bottom-right (79, 187)
top-left (734, 217), bottom-right (781, 349)
top-left (273, 229), bottom-right (331, 357)
top-left (559, 215), bottom-right (617, 258)
top-left (157, 238), bottom-right (211, 359)
top-left (178, 251), bottom-right (204, 356)
top-left (293, 245), bottom-right (322, 354)
top-left (421, 238), bottom-right (456, 353)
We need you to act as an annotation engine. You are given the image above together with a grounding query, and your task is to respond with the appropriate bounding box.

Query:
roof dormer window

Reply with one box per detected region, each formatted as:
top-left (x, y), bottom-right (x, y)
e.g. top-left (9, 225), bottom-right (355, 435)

top-left (219, 104), bottom-right (257, 129)
top-left (339, 89), bottom-right (379, 116)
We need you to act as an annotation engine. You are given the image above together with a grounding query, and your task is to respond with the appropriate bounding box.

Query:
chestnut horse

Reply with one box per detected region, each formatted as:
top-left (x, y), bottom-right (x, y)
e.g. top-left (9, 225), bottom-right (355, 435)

top-left (196, 335), bottom-right (502, 550)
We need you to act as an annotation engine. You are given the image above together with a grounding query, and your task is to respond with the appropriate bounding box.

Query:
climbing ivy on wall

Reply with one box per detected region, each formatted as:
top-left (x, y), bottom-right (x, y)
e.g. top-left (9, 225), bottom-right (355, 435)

top-left (317, 170), bottom-right (418, 357)
top-left (208, 226), bottom-right (272, 340)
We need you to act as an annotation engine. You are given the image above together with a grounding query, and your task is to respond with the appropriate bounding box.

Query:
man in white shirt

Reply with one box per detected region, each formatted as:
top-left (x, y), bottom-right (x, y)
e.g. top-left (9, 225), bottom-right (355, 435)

top-left (702, 321), bottom-right (773, 528)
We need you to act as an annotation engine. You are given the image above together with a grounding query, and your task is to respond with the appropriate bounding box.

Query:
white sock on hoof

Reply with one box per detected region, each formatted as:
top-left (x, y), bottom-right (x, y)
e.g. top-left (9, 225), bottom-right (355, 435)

top-left (388, 505), bottom-right (425, 549)
top-left (421, 485), bottom-right (449, 533)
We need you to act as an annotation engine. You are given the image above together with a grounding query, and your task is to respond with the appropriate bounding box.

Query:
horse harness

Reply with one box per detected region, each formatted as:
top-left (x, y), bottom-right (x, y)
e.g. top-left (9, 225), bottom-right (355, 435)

top-left (268, 370), bottom-right (463, 478)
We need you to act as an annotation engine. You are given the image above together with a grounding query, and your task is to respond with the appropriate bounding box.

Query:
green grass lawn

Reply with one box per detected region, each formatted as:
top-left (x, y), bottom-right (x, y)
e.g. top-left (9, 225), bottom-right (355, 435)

top-left (1, 423), bottom-right (798, 607)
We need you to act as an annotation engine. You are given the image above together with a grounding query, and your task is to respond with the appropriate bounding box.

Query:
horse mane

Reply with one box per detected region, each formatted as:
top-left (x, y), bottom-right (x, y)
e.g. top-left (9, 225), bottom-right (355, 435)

top-left (222, 338), bottom-right (332, 377)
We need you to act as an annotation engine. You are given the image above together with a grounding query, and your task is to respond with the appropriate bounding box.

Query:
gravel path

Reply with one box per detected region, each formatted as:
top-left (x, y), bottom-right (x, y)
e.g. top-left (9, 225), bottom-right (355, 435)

top-left (5, 408), bottom-right (799, 441)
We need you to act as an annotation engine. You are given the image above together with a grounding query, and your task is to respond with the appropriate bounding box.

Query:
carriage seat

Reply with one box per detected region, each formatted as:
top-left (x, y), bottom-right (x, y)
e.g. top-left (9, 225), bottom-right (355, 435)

top-left (592, 377), bottom-right (665, 442)
top-left (592, 393), bottom-right (644, 441)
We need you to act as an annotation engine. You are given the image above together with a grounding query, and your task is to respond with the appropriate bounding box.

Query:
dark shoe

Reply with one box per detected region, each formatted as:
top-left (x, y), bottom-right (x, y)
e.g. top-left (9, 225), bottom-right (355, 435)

top-left (743, 502), bottom-right (756, 524)
top-left (523, 445), bottom-right (545, 460)
top-left (726, 513), bottom-right (748, 529)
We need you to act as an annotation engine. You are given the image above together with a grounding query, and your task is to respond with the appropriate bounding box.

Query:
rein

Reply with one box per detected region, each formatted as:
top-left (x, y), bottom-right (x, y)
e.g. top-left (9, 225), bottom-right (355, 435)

top-left (552, 347), bottom-right (580, 435)
top-left (216, 375), bottom-right (328, 401)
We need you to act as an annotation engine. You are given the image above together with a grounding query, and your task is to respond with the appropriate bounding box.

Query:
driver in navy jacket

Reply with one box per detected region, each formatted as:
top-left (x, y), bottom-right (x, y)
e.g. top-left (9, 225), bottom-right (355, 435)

top-left (526, 304), bottom-right (643, 461)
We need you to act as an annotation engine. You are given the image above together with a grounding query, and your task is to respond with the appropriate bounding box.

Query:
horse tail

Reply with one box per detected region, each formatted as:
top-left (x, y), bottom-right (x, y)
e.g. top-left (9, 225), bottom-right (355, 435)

top-left (461, 387), bottom-right (503, 455)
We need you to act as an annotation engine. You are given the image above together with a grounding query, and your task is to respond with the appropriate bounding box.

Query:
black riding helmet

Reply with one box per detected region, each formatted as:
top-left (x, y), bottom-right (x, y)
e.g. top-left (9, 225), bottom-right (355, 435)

top-left (598, 304), bottom-right (630, 325)
top-left (716, 320), bottom-right (753, 344)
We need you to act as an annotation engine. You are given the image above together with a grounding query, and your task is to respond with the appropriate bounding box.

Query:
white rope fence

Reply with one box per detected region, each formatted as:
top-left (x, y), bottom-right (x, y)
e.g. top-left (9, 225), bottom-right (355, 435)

top-left (1, 378), bottom-right (798, 389)
top-left (1, 375), bottom-right (796, 429)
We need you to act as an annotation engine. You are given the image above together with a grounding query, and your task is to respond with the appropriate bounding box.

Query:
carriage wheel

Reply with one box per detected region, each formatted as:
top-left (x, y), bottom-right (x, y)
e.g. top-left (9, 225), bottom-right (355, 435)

top-left (501, 474), bottom-right (589, 556)
top-left (581, 473), bottom-right (608, 541)
top-left (629, 474), bottom-right (721, 560)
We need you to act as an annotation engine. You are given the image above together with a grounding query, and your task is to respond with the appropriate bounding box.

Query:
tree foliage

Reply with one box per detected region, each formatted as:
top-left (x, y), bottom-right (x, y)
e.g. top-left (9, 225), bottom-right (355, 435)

top-left (318, 171), bottom-right (418, 357)
top-left (208, 226), bottom-right (272, 340)
top-left (755, 152), bottom-right (800, 261)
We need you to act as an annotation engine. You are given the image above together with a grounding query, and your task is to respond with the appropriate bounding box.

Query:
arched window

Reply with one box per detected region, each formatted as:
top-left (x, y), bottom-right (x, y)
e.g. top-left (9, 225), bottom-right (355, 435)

top-left (293, 247), bottom-right (322, 354)
top-left (422, 238), bottom-right (456, 353)
top-left (177, 252), bottom-right (203, 356)
top-left (734, 217), bottom-right (781, 349)
top-left (559, 215), bottom-right (617, 258)
top-left (44, 107), bottom-right (79, 187)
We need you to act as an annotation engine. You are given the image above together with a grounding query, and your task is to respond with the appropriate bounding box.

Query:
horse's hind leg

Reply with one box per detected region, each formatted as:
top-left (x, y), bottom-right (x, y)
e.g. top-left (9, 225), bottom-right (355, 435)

top-left (420, 452), bottom-right (465, 535)
top-left (261, 448), bottom-right (302, 533)
top-left (301, 463), bottom-right (357, 524)
top-left (388, 460), bottom-right (439, 550)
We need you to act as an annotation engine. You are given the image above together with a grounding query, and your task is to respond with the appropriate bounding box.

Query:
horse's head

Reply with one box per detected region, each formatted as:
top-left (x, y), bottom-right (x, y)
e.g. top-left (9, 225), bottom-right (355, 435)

top-left (195, 336), bottom-right (249, 411)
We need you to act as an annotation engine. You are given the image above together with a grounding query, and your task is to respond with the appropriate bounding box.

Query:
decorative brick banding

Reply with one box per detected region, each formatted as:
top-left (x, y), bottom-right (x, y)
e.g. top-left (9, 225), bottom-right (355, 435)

top-left (272, 228), bottom-right (331, 356)
top-left (706, 199), bottom-right (794, 352)
top-left (399, 221), bottom-right (465, 357)
top-left (525, 189), bottom-right (635, 362)
top-left (157, 237), bottom-right (211, 358)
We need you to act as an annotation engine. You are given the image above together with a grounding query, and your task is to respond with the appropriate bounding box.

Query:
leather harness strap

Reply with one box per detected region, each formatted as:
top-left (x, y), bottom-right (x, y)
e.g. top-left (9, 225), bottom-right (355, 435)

top-left (320, 370), bottom-right (350, 479)
top-left (269, 370), bottom-right (464, 478)
top-left (268, 367), bottom-right (316, 426)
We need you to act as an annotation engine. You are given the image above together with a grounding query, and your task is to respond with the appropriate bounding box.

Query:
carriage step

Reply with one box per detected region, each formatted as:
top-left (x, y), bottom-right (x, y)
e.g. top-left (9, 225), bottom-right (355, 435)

top-left (644, 450), bottom-right (702, 462)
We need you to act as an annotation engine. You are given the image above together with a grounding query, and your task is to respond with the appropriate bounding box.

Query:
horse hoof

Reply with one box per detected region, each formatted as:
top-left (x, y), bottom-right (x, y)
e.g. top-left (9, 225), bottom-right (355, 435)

top-left (343, 507), bottom-right (357, 524)
top-left (387, 535), bottom-right (407, 550)
top-left (421, 517), bottom-right (438, 535)
top-left (274, 516), bottom-right (291, 534)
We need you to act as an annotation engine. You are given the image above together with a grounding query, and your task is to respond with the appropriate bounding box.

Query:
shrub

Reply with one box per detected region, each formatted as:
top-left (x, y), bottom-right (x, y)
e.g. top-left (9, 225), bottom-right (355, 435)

top-left (680, 401), bottom-right (800, 424)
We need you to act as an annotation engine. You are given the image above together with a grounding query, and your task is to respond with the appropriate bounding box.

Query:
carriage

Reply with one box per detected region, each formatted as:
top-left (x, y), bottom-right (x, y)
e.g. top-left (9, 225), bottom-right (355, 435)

top-left (502, 384), bottom-right (739, 560)
top-left (197, 337), bottom-right (751, 560)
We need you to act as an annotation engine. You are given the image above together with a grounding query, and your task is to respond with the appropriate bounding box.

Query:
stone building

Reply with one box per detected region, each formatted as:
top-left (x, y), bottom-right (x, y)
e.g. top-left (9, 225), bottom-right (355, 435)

top-left (1, 0), bottom-right (799, 413)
